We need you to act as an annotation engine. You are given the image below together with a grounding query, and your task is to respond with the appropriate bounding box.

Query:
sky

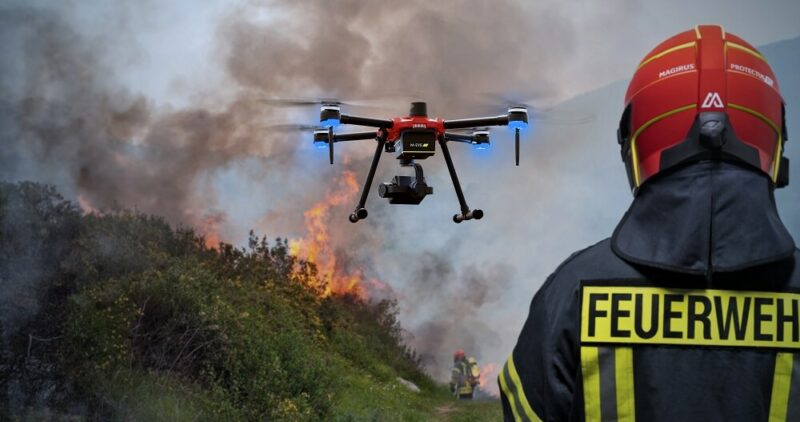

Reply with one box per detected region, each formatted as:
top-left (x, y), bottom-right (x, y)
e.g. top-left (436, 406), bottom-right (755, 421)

top-left (2, 0), bottom-right (799, 388)
top-left (28, 0), bottom-right (800, 105)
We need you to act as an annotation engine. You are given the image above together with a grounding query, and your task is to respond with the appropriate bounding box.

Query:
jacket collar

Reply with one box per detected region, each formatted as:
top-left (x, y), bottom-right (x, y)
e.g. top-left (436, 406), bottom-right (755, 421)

top-left (611, 160), bottom-right (795, 276)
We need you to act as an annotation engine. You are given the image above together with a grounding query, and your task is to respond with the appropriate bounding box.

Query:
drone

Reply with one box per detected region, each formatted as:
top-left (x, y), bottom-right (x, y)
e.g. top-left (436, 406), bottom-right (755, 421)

top-left (305, 101), bottom-right (529, 223)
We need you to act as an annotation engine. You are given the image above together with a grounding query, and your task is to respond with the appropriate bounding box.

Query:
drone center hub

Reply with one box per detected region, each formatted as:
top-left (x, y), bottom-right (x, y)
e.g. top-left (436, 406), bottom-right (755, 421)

top-left (395, 129), bottom-right (436, 160)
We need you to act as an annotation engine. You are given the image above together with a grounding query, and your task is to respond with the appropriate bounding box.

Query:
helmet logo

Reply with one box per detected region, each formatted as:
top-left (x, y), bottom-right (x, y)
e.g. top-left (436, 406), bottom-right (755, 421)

top-left (701, 92), bottom-right (724, 109)
top-left (658, 63), bottom-right (695, 79)
top-left (730, 63), bottom-right (775, 87)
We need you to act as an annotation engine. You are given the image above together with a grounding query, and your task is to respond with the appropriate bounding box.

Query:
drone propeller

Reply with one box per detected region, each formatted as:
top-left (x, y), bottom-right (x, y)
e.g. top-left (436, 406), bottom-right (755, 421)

top-left (477, 93), bottom-right (596, 125)
top-left (261, 123), bottom-right (322, 132)
top-left (260, 97), bottom-right (355, 107)
top-left (259, 123), bottom-right (331, 156)
top-left (259, 94), bottom-right (422, 111)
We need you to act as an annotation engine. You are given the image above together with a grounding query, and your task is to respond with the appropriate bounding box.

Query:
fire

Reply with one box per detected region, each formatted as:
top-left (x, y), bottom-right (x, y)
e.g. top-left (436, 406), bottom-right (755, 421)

top-left (77, 192), bottom-right (99, 214)
top-left (478, 362), bottom-right (500, 397)
top-left (364, 277), bottom-right (392, 296)
top-left (204, 231), bottom-right (221, 250)
top-left (198, 212), bottom-right (224, 250)
top-left (289, 170), bottom-right (369, 297)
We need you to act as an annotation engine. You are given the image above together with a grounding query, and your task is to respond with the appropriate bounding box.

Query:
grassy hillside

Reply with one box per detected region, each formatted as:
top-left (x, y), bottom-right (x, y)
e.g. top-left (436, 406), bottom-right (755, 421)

top-left (0, 181), bottom-right (501, 421)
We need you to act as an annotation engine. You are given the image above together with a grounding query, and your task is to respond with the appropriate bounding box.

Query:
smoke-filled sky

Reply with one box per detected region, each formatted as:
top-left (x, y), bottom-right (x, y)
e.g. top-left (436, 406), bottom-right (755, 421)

top-left (2, 0), bottom-right (799, 389)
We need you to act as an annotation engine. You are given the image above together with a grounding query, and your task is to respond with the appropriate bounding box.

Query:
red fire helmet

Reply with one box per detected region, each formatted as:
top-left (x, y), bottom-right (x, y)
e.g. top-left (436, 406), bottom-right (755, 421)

top-left (618, 25), bottom-right (789, 193)
top-left (453, 349), bottom-right (466, 361)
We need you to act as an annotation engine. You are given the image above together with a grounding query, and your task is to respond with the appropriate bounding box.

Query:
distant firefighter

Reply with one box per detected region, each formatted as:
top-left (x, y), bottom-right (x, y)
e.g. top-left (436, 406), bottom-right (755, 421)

top-left (450, 350), bottom-right (480, 399)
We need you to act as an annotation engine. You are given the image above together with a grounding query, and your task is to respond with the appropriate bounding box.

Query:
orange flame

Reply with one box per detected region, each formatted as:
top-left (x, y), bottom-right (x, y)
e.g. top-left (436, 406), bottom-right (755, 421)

top-left (77, 192), bottom-right (99, 214)
top-left (289, 170), bottom-right (369, 297)
top-left (198, 213), bottom-right (224, 250)
top-left (478, 362), bottom-right (500, 397)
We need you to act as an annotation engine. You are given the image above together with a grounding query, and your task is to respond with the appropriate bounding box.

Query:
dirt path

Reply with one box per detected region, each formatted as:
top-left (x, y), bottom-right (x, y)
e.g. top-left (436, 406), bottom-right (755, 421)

top-left (435, 403), bottom-right (457, 415)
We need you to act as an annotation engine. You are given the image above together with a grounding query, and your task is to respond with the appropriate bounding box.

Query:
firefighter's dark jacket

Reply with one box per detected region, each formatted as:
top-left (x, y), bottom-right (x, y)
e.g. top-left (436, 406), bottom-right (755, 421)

top-left (500, 161), bottom-right (799, 421)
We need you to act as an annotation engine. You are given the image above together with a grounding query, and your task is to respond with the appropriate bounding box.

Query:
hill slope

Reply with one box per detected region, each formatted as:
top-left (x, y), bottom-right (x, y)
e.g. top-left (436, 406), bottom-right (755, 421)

top-left (0, 181), bottom-right (501, 420)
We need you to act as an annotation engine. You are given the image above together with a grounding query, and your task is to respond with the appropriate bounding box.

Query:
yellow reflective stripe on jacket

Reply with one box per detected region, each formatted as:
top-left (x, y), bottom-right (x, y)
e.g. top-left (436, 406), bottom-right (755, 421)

top-left (499, 367), bottom-right (524, 422)
top-left (499, 355), bottom-right (543, 422)
top-left (769, 352), bottom-right (800, 421)
top-left (581, 346), bottom-right (636, 422)
top-left (581, 346), bottom-right (602, 421)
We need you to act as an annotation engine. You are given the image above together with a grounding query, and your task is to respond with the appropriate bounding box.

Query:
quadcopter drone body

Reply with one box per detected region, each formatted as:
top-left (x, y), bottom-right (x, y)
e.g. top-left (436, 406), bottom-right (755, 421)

top-left (312, 101), bottom-right (528, 223)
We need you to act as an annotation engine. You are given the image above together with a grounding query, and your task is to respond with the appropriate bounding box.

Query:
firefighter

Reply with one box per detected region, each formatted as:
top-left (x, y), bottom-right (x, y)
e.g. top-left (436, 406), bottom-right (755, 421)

top-left (499, 25), bottom-right (797, 421)
top-left (451, 350), bottom-right (480, 399)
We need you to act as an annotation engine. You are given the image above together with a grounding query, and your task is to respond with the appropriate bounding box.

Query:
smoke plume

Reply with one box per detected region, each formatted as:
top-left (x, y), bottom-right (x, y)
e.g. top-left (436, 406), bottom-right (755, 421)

top-left (0, 0), bottom-right (638, 391)
top-left (402, 255), bottom-right (513, 384)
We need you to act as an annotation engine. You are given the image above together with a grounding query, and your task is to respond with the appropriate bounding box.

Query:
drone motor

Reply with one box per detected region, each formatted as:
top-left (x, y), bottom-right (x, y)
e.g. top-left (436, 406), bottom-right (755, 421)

top-left (319, 104), bottom-right (341, 127)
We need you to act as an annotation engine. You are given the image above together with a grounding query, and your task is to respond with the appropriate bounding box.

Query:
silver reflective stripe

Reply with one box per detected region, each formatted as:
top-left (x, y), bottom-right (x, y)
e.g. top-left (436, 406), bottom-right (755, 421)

top-left (787, 354), bottom-right (800, 421)
top-left (598, 347), bottom-right (618, 421)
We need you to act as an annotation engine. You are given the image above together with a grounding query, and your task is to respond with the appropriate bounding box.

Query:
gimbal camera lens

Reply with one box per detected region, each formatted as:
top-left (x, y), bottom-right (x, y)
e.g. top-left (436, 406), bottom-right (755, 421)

top-left (379, 176), bottom-right (432, 205)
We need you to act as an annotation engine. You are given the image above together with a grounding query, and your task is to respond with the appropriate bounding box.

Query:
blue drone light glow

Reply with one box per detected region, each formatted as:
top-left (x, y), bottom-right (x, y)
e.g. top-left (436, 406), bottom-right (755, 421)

top-left (320, 118), bottom-right (340, 128)
top-left (473, 142), bottom-right (490, 150)
top-left (508, 120), bottom-right (528, 131)
top-left (313, 140), bottom-right (328, 149)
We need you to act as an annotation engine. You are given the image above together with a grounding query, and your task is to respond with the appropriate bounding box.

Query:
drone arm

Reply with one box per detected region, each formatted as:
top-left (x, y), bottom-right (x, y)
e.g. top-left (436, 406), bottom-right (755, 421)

top-left (439, 138), bottom-right (469, 215)
top-left (340, 114), bottom-right (394, 129)
top-left (443, 115), bottom-right (508, 130)
top-left (439, 137), bottom-right (484, 223)
top-left (443, 132), bottom-right (477, 144)
top-left (349, 132), bottom-right (387, 223)
top-left (333, 131), bottom-right (380, 142)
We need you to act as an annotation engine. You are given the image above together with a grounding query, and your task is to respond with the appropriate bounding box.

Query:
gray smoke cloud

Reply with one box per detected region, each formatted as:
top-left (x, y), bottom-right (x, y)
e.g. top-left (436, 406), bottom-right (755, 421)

top-left (0, 0), bottom-right (642, 395)
top-left (0, 6), bottom-right (316, 228)
top-left (0, 0), bottom-right (580, 230)
top-left (0, 0), bottom-right (587, 390)
top-left (221, 1), bottom-right (573, 101)
top-left (401, 254), bottom-right (513, 381)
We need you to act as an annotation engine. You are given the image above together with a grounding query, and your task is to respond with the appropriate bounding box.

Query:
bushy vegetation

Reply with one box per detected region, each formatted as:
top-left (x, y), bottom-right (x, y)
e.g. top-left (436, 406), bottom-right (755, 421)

top-left (1, 182), bottom-right (487, 421)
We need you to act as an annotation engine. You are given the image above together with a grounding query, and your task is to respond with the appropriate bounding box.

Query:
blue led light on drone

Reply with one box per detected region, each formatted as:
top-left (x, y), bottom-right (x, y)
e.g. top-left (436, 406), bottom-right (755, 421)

top-left (320, 118), bottom-right (340, 128)
top-left (508, 120), bottom-right (528, 131)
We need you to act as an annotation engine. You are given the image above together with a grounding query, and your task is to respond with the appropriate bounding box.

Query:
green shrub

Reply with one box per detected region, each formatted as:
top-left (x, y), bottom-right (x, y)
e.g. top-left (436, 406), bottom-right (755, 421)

top-left (64, 256), bottom-right (339, 419)
top-left (2, 182), bottom-right (436, 420)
